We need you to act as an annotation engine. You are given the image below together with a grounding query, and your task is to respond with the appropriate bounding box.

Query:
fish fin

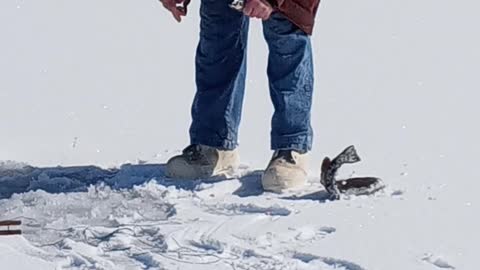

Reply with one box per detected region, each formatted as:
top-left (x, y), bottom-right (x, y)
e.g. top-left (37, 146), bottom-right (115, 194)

top-left (333, 145), bottom-right (361, 165)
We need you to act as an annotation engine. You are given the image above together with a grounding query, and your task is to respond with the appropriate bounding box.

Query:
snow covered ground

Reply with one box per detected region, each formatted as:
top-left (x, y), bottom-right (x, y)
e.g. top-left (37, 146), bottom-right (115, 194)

top-left (1, 0), bottom-right (479, 269)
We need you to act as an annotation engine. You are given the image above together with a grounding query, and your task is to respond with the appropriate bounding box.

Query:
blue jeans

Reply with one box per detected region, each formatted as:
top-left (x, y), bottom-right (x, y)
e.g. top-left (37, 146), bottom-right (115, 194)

top-left (190, 0), bottom-right (314, 152)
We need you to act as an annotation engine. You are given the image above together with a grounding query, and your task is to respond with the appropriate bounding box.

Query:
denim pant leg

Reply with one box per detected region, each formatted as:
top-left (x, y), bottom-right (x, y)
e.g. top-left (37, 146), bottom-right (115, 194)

top-left (190, 0), bottom-right (249, 150)
top-left (263, 13), bottom-right (314, 152)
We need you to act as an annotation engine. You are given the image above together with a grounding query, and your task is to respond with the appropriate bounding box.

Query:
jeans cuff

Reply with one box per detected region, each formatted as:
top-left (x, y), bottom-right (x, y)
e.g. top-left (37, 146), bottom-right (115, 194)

top-left (190, 136), bottom-right (238, 150)
top-left (271, 133), bottom-right (312, 152)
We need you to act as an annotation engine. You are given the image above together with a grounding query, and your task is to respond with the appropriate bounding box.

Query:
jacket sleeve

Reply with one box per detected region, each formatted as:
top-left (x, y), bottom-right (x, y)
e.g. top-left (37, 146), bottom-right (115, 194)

top-left (270, 0), bottom-right (321, 35)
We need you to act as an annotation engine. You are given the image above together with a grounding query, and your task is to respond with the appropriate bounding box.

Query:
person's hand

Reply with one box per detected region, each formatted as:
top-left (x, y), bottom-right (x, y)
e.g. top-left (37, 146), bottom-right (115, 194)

top-left (243, 0), bottom-right (273, 20)
top-left (159, 0), bottom-right (187, 22)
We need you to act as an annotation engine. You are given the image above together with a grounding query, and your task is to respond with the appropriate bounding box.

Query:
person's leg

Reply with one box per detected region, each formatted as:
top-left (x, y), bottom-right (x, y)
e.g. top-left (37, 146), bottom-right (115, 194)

top-left (263, 13), bottom-right (314, 152)
top-left (190, 0), bottom-right (250, 150)
top-left (261, 13), bottom-right (314, 192)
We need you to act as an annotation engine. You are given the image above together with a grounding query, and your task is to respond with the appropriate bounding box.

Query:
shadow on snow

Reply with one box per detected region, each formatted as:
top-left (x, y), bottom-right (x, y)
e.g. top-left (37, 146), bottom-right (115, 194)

top-left (0, 162), bottom-right (334, 202)
top-left (0, 163), bottom-right (271, 200)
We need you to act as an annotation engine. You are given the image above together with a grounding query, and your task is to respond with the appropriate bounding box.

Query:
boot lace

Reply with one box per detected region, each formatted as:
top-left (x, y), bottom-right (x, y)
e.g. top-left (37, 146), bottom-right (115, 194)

top-left (182, 144), bottom-right (203, 161)
top-left (274, 150), bottom-right (297, 164)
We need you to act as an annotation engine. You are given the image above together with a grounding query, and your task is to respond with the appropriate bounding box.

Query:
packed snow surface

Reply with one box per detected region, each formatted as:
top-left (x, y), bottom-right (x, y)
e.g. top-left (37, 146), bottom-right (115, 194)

top-left (0, 161), bottom-right (476, 269)
top-left (1, 0), bottom-right (479, 269)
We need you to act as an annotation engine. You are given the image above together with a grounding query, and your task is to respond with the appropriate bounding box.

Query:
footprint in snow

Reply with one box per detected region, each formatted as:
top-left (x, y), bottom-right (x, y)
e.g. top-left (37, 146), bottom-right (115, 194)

top-left (131, 252), bottom-right (164, 270)
top-left (289, 226), bottom-right (336, 242)
top-left (319, 226), bottom-right (337, 234)
top-left (189, 237), bottom-right (225, 254)
top-left (229, 248), bottom-right (367, 270)
top-left (422, 254), bottom-right (455, 269)
top-left (292, 252), bottom-right (367, 270)
top-left (205, 203), bottom-right (292, 216)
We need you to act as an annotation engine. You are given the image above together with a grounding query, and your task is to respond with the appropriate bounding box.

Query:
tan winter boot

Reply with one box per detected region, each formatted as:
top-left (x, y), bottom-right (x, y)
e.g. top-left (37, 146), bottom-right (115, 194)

top-left (166, 144), bottom-right (240, 179)
top-left (262, 150), bottom-right (309, 193)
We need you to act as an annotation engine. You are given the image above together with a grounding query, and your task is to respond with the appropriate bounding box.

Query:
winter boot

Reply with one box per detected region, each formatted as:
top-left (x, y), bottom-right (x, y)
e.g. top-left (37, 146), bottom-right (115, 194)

top-left (262, 150), bottom-right (308, 193)
top-left (166, 144), bottom-right (240, 179)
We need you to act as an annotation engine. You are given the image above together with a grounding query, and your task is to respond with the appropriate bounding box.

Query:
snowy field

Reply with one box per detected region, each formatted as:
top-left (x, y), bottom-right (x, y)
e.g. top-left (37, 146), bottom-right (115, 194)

top-left (1, 0), bottom-right (479, 269)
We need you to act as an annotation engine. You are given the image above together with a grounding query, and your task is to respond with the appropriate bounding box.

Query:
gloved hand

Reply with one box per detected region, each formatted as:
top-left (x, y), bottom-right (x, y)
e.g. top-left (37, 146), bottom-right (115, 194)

top-left (159, 0), bottom-right (187, 22)
top-left (243, 0), bottom-right (273, 20)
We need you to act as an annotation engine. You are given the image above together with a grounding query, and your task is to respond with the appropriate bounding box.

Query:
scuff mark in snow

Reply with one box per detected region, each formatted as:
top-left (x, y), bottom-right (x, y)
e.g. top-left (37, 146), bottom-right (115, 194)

top-left (204, 202), bottom-right (292, 216)
top-left (422, 254), bottom-right (455, 269)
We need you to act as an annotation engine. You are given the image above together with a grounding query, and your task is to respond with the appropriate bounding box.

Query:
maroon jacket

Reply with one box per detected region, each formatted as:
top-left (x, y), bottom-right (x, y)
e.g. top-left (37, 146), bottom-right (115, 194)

top-left (182, 0), bottom-right (320, 35)
top-left (274, 0), bottom-right (321, 35)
